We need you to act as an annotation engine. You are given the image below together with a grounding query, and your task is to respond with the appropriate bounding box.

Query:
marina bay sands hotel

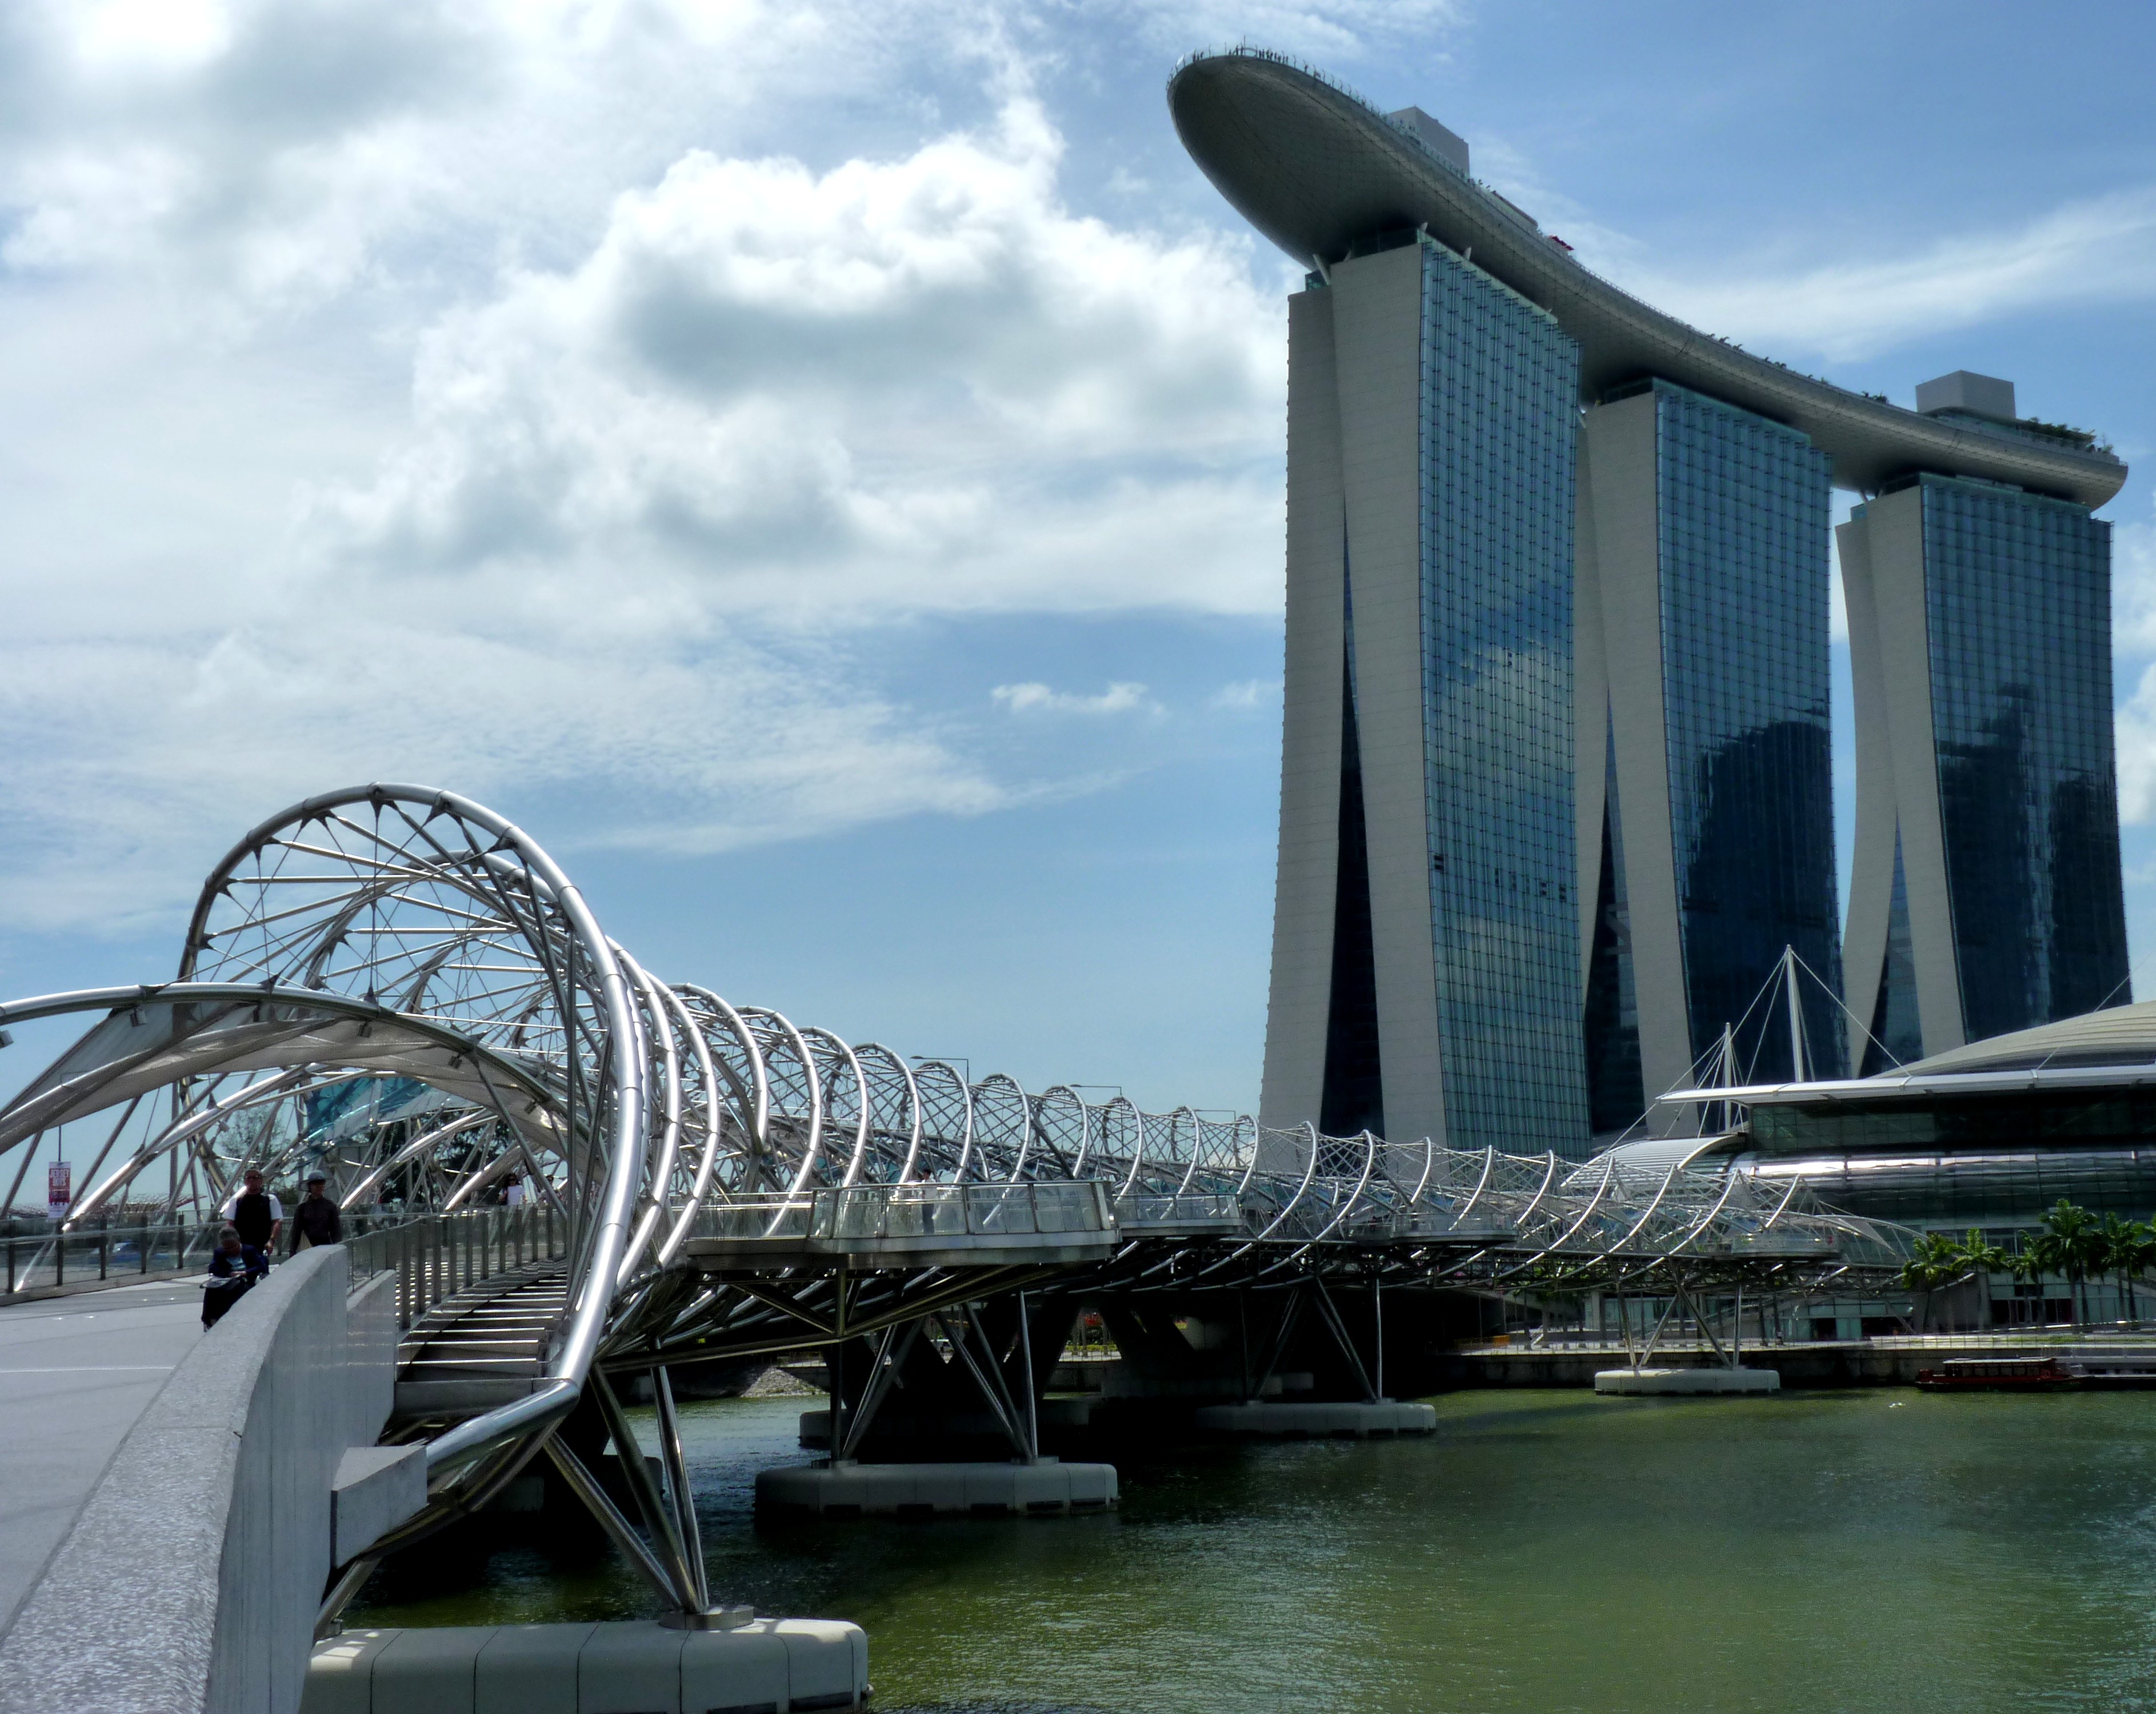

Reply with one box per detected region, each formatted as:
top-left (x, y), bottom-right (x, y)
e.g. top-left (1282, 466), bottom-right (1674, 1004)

top-left (1170, 49), bottom-right (2131, 1158)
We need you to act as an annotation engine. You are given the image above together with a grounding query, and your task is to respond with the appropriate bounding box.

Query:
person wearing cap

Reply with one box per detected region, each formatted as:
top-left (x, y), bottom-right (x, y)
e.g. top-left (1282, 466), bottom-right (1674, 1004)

top-left (290, 1174), bottom-right (343, 1253)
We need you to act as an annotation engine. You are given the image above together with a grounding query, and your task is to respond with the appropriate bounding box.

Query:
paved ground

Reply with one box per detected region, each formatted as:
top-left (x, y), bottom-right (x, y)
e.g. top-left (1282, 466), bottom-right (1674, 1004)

top-left (0, 1279), bottom-right (204, 1639)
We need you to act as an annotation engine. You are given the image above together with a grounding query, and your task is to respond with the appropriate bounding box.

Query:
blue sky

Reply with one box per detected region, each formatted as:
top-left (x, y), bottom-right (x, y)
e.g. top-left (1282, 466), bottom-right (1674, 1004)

top-left (2, 0), bottom-right (2154, 1119)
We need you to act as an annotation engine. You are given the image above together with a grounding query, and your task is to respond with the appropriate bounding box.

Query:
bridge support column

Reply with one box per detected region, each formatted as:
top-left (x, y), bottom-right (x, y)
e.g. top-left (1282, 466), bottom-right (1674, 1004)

top-left (765, 1290), bottom-right (1117, 1519)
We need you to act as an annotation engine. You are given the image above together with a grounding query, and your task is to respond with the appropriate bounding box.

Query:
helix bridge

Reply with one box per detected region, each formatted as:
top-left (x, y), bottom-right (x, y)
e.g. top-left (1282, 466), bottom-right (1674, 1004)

top-left (0, 784), bottom-right (1910, 1617)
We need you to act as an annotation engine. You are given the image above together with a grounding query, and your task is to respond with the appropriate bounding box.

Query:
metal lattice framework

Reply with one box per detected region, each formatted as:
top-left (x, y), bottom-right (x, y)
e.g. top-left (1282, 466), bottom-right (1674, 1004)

top-left (0, 785), bottom-right (1911, 1574)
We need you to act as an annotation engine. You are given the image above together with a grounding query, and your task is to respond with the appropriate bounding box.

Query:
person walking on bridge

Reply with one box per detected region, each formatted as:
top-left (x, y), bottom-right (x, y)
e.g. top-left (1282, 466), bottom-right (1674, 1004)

top-left (289, 1174), bottom-right (342, 1253)
top-left (201, 1226), bottom-right (269, 1328)
top-left (219, 1168), bottom-right (282, 1254)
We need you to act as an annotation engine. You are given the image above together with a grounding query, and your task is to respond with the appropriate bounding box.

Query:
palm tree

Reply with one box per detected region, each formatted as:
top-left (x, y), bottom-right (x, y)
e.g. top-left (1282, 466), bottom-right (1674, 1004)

top-left (1954, 1230), bottom-right (2013, 1331)
top-left (2007, 1242), bottom-right (2045, 1327)
top-left (2099, 1213), bottom-right (2139, 1326)
top-left (2113, 1219), bottom-right (2156, 1325)
top-left (2034, 1200), bottom-right (2103, 1328)
top-left (1901, 1231), bottom-right (1966, 1332)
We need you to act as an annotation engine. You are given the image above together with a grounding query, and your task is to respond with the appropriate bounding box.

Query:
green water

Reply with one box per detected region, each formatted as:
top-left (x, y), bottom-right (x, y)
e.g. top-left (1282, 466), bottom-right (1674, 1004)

top-left (355, 1388), bottom-right (2156, 1712)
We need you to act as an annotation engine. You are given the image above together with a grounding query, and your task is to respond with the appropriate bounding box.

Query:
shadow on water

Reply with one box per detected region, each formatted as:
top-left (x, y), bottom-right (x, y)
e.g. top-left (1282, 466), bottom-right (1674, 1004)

top-left (355, 1387), bottom-right (2156, 1714)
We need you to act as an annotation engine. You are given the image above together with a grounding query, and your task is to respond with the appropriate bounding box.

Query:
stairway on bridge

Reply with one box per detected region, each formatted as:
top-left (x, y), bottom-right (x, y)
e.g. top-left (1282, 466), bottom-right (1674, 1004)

top-left (390, 1266), bottom-right (566, 1421)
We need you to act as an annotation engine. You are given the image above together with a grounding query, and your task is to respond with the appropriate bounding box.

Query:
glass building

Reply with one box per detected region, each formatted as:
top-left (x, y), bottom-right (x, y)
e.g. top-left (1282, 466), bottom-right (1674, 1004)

top-left (1262, 231), bottom-right (1589, 1156)
top-left (1170, 52), bottom-right (2127, 1160)
top-left (1413, 239), bottom-right (1590, 1155)
top-left (1647, 999), bottom-right (2156, 1242)
top-left (1578, 381), bottom-right (1845, 1136)
top-left (1841, 464), bottom-right (2127, 1071)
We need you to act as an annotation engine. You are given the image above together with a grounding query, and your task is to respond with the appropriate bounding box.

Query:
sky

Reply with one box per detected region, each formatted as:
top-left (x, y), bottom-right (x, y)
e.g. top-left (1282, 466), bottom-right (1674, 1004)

top-left (3, 0), bottom-right (2155, 1120)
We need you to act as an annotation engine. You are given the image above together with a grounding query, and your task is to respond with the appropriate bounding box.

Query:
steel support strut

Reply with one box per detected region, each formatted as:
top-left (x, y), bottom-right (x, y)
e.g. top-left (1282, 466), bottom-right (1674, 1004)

top-left (1311, 1277), bottom-right (1378, 1402)
top-left (590, 1370), bottom-right (701, 1614)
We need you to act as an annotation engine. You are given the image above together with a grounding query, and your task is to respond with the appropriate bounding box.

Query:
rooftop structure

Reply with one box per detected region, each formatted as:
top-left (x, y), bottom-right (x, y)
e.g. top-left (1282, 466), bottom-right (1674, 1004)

top-left (1167, 49), bottom-right (2126, 507)
top-left (1638, 1002), bottom-right (2156, 1228)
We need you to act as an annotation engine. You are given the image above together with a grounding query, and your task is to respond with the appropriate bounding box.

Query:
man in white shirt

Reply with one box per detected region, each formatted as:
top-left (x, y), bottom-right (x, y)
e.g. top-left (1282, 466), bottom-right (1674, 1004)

top-left (219, 1168), bottom-right (283, 1252)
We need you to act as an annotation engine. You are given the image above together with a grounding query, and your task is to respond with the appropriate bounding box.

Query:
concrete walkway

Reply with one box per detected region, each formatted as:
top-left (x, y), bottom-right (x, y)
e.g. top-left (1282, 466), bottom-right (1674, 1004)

top-left (0, 1279), bottom-right (203, 1640)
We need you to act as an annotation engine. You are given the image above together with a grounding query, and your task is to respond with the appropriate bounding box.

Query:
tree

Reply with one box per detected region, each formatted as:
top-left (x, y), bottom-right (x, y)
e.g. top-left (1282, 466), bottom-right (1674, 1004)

top-left (2007, 1243), bottom-right (2046, 1327)
top-left (1901, 1231), bottom-right (1967, 1332)
top-left (1953, 1230), bottom-right (2013, 1329)
top-left (2108, 1218), bottom-right (2156, 1325)
top-left (2033, 1200), bottom-right (2104, 1328)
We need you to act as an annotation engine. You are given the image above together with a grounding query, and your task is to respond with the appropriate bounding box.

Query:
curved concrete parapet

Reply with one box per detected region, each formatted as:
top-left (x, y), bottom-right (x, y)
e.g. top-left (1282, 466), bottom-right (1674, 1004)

top-left (1193, 1400), bottom-right (1437, 1437)
top-left (305, 1620), bottom-right (869, 1714)
top-left (0, 1247), bottom-right (416, 1714)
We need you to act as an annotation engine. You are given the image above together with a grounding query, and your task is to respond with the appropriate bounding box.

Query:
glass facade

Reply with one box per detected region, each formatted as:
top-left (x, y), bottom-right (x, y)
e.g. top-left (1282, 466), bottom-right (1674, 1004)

top-left (1651, 382), bottom-right (1845, 1083)
top-left (1415, 238), bottom-right (1590, 1156)
top-left (1585, 380), bottom-right (1845, 1123)
top-left (1914, 475), bottom-right (2127, 1039)
top-left (1754, 1088), bottom-right (2156, 1154)
top-left (1746, 1087), bottom-right (2156, 1224)
top-left (1737, 1147), bottom-right (2156, 1227)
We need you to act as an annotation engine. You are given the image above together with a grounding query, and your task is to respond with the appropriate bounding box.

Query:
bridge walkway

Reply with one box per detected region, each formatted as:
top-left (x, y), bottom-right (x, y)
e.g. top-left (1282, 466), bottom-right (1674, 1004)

top-left (0, 1280), bottom-right (205, 1645)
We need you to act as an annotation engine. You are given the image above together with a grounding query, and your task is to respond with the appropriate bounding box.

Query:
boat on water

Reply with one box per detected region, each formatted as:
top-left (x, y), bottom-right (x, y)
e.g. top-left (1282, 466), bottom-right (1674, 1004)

top-left (1917, 1357), bottom-right (2077, 1391)
top-left (1917, 1355), bottom-right (2156, 1391)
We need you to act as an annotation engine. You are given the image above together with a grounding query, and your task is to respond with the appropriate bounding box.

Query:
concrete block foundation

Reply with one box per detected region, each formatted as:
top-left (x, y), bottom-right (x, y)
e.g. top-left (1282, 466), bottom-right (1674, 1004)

top-left (1193, 1400), bottom-right (1437, 1437)
top-left (302, 1618), bottom-right (868, 1714)
top-left (755, 1458), bottom-right (1117, 1518)
top-left (1594, 1367), bottom-right (1781, 1396)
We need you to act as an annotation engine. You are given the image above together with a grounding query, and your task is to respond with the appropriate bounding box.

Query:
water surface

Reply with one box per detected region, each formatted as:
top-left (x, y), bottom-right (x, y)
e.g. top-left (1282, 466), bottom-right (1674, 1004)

top-left (357, 1388), bottom-right (2156, 1712)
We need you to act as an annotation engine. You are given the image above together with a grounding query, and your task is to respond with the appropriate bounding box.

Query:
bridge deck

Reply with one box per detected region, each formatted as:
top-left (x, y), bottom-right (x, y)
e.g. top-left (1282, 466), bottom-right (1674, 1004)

top-left (0, 1280), bottom-right (202, 1643)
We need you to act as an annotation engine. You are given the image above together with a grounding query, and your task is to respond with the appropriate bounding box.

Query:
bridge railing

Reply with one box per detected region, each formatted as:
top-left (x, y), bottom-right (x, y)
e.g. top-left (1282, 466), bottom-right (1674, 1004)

top-left (2, 1220), bottom-right (225, 1295)
top-left (1113, 1191), bottom-right (1241, 1231)
top-left (3, 1208), bottom-right (418, 1297)
top-left (347, 1204), bottom-right (570, 1331)
top-left (690, 1179), bottom-right (1116, 1246)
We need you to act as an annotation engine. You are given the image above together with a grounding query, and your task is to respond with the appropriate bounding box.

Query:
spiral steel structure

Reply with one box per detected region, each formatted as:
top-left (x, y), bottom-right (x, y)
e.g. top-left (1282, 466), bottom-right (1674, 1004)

top-left (0, 785), bottom-right (1910, 1575)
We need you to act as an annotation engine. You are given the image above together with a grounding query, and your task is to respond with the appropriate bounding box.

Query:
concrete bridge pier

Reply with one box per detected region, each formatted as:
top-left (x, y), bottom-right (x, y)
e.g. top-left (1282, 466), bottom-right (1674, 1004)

top-left (761, 1290), bottom-right (1118, 1520)
top-left (1079, 1286), bottom-right (1438, 1439)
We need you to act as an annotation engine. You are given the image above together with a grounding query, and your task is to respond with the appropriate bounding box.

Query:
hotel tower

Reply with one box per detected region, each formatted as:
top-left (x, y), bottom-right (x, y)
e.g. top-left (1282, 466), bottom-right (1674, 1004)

top-left (1169, 50), bottom-right (2129, 1155)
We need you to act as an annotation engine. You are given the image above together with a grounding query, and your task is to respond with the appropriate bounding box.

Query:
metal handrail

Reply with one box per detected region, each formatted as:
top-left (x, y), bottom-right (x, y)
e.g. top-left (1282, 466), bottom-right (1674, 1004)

top-left (1, 1208), bottom-right (417, 1297)
top-left (346, 1203), bottom-right (570, 1331)
top-left (689, 1179), bottom-right (1115, 1244)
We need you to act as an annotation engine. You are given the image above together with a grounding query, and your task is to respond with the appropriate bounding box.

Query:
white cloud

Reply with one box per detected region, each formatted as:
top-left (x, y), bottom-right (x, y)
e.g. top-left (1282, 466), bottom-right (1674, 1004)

top-left (2111, 496), bottom-right (2156, 659)
top-left (1598, 189), bottom-right (2156, 366)
top-left (1477, 132), bottom-right (2156, 370)
top-left (992, 680), bottom-right (1158, 716)
top-left (2111, 498), bottom-right (2156, 826)
top-left (63, 0), bottom-right (234, 73)
top-left (2118, 666), bottom-right (2156, 826)
top-left (1209, 677), bottom-right (1275, 710)
top-left (0, 5), bottom-right (1288, 935)
top-left (1108, 0), bottom-right (1465, 63)
top-left (0, 607), bottom-right (1009, 933)
top-left (311, 95), bottom-right (1283, 620)
top-left (0, 0), bottom-right (866, 317)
